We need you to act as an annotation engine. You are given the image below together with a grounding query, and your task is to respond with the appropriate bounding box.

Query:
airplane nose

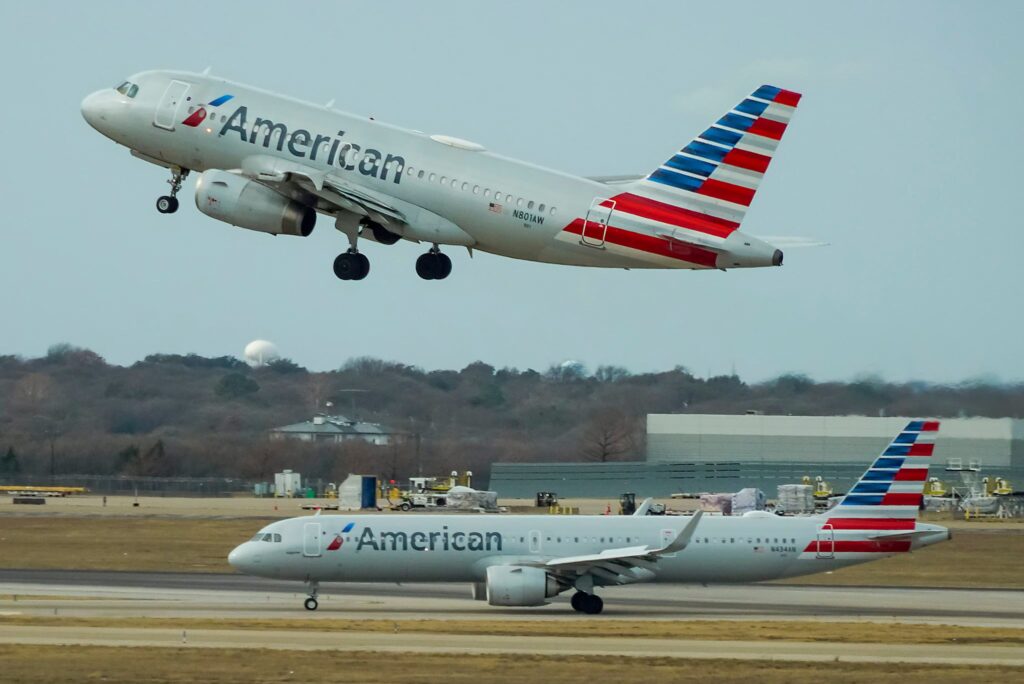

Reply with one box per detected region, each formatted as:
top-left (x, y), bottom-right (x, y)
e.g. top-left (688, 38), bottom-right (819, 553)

top-left (81, 90), bottom-right (112, 131)
top-left (228, 544), bottom-right (248, 570)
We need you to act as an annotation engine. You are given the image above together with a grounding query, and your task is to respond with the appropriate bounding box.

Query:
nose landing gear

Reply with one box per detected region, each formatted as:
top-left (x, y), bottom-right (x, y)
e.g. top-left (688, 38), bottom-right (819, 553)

top-left (304, 581), bottom-right (319, 611)
top-left (415, 247), bottom-right (452, 280)
top-left (156, 167), bottom-right (189, 214)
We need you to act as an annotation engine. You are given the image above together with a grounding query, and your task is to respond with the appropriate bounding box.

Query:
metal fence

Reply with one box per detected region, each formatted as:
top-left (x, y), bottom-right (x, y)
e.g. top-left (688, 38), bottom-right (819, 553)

top-left (0, 474), bottom-right (252, 496)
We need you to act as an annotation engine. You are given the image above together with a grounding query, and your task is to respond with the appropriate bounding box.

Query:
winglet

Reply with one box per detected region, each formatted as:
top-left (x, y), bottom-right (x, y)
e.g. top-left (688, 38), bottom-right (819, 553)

top-left (657, 510), bottom-right (703, 554)
top-left (633, 497), bottom-right (654, 516)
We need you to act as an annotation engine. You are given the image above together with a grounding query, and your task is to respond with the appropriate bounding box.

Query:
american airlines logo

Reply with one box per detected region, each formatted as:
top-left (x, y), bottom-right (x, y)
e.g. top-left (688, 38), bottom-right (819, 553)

top-left (182, 94), bottom-right (234, 128)
top-left (212, 104), bottom-right (406, 185)
top-left (329, 524), bottom-right (503, 552)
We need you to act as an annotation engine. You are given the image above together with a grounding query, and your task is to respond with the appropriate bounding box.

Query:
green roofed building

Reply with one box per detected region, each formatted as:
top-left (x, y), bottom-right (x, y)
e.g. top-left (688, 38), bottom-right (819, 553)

top-left (269, 414), bottom-right (394, 446)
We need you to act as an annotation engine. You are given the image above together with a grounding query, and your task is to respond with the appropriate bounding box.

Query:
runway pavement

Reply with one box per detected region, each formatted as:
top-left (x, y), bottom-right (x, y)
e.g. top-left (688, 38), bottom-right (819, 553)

top-left (1, 569), bottom-right (1022, 626)
top-left (3, 624), bottom-right (1024, 666)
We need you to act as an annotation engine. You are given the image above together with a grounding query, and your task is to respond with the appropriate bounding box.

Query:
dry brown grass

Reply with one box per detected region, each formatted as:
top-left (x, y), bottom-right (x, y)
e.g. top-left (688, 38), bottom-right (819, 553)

top-left (0, 644), bottom-right (1021, 683)
top-left (3, 616), bottom-right (1022, 646)
top-left (1, 516), bottom-right (1022, 588)
top-left (0, 517), bottom-right (265, 573)
top-left (776, 528), bottom-right (1024, 588)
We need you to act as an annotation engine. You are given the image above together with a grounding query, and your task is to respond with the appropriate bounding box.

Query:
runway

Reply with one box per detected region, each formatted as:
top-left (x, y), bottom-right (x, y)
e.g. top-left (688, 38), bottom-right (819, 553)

top-left (3, 624), bottom-right (1024, 666)
top-left (1, 569), bottom-right (1022, 627)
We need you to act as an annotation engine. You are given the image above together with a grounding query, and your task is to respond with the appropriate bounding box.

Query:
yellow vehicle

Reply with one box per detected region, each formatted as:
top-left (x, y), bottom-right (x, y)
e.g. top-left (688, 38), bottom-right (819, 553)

top-left (984, 477), bottom-right (1014, 496)
top-left (802, 475), bottom-right (833, 500)
top-left (923, 477), bottom-right (947, 497)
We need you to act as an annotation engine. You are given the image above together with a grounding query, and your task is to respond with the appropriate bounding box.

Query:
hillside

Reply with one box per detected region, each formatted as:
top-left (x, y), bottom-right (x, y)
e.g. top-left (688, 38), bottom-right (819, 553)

top-left (1, 346), bottom-right (1021, 485)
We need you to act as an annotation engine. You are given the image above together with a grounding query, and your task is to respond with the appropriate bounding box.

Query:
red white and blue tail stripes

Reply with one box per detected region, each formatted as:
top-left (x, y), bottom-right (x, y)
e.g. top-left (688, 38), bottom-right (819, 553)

top-left (639, 84), bottom-right (801, 225)
top-left (558, 85), bottom-right (801, 269)
top-left (802, 420), bottom-right (940, 558)
top-left (833, 420), bottom-right (939, 517)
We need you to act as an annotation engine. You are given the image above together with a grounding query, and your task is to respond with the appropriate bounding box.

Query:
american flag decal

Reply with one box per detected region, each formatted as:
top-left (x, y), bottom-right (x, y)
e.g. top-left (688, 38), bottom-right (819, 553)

top-left (488, 202), bottom-right (502, 213)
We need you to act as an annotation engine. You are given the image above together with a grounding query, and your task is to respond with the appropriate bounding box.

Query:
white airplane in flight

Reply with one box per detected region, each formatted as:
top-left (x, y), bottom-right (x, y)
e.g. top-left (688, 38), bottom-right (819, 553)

top-left (82, 70), bottom-right (805, 281)
top-left (229, 421), bottom-right (949, 614)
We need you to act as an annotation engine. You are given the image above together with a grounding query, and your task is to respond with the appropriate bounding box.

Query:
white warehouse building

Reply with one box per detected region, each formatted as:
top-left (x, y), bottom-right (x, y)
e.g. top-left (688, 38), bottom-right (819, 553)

top-left (489, 414), bottom-right (1022, 497)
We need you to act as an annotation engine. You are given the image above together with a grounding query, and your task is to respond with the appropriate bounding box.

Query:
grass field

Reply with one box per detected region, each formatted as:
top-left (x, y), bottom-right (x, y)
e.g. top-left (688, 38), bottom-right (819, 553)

top-left (0, 645), bottom-right (1020, 683)
top-left (3, 616), bottom-right (1023, 645)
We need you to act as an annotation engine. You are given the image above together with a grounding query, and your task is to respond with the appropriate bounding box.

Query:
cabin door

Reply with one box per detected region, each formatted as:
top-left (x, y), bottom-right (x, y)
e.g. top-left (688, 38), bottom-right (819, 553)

top-left (581, 198), bottom-right (615, 247)
top-left (815, 524), bottom-right (835, 559)
top-left (303, 522), bottom-right (322, 557)
top-left (154, 80), bottom-right (191, 130)
top-left (528, 530), bottom-right (542, 554)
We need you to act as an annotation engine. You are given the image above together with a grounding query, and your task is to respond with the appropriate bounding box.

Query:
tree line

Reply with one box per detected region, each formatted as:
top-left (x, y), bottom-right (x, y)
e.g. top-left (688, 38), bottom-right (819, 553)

top-left (1, 344), bottom-right (1021, 486)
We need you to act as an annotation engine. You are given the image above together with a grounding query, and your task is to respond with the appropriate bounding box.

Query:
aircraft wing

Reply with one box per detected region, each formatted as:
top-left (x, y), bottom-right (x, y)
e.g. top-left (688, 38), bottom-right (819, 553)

top-left (237, 154), bottom-right (406, 227)
top-left (540, 511), bottom-right (703, 585)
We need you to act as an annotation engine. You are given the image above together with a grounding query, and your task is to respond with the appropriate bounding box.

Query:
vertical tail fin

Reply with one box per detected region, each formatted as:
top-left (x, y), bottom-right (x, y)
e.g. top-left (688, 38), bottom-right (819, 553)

top-left (831, 420), bottom-right (940, 522)
top-left (632, 85), bottom-right (802, 228)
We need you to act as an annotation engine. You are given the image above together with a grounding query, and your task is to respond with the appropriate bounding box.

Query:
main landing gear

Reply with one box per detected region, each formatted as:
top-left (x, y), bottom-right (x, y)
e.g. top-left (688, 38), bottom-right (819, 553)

top-left (570, 591), bottom-right (604, 615)
top-left (333, 250), bottom-right (370, 281)
top-left (416, 247), bottom-right (452, 280)
top-left (334, 226), bottom-right (370, 281)
top-left (156, 167), bottom-right (189, 214)
top-left (304, 580), bottom-right (319, 611)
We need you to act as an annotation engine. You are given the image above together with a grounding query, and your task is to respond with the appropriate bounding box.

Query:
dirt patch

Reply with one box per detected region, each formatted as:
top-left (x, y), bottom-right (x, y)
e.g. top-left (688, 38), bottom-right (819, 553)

top-left (3, 616), bottom-right (1023, 646)
top-left (0, 644), bottom-right (1020, 683)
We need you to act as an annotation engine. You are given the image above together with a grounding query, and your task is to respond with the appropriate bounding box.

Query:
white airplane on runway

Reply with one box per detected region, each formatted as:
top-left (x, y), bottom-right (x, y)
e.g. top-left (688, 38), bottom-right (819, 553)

top-left (82, 71), bottom-right (807, 281)
top-left (229, 421), bottom-right (950, 614)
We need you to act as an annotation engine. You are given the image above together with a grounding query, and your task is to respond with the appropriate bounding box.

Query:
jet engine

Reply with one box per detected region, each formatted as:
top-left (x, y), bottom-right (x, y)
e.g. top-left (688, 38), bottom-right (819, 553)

top-left (485, 565), bottom-right (562, 606)
top-left (195, 170), bottom-right (315, 237)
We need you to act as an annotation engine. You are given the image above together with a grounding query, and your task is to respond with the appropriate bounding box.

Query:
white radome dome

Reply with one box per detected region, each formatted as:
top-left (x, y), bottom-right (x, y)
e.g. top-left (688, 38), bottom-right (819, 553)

top-left (244, 340), bottom-right (280, 367)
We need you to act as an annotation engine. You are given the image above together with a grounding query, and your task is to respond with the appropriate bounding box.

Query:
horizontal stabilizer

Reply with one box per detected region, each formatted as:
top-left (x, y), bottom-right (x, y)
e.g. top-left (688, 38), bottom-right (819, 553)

top-left (757, 236), bottom-right (829, 248)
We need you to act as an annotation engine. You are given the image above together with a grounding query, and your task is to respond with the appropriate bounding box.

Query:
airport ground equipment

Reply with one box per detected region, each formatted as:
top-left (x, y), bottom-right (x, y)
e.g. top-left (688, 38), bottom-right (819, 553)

top-left (924, 477), bottom-right (947, 497)
top-left (274, 470), bottom-right (302, 498)
top-left (0, 486), bottom-right (87, 497)
top-left (535, 492), bottom-right (558, 507)
top-left (619, 493), bottom-right (637, 515)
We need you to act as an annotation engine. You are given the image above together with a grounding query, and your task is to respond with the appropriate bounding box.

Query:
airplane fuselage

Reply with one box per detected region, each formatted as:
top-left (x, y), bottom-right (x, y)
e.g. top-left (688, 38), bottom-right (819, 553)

top-left (82, 70), bottom-right (782, 274)
top-left (230, 511), bottom-right (949, 585)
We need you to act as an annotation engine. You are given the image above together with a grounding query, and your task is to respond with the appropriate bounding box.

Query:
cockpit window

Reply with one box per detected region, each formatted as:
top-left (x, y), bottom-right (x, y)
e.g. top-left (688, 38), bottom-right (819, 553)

top-left (273, 533), bottom-right (282, 542)
top-left (115, 81), bottom-right (140, 99)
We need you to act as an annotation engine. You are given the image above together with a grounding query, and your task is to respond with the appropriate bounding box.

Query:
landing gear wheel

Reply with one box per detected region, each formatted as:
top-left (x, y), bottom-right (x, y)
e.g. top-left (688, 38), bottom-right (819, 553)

top-left (354, 253), bottom-right (370, 280)
top-left (156, 196), bottom-right (178, 214)
top-left (304, 597), bottom-right (318, 611)
top-left (579, 593), bottom-right (603, 615)
top-left (333, 252), bottom-right (370, 281)
top-left (570, 591), bottom-right (586, 612)
top-left (435, 252), bottom-right (452, 279)
top-left (415, 251), bottom-right (452, 280)
top-left (157, 168), bottom-right (188, 214)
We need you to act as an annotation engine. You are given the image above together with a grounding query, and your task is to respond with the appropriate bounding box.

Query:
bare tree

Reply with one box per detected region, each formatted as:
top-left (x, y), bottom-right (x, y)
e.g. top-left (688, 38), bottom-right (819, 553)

top-left (578, 408), bottom-right (640, 462)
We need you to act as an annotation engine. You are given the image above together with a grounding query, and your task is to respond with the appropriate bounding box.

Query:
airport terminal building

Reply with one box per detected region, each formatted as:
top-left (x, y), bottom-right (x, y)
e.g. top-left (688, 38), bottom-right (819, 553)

top-left (489, 414), bottom-right (1024, 498)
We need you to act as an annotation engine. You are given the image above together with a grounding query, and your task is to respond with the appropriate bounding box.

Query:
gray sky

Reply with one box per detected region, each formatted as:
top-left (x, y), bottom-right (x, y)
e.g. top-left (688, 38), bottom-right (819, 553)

top-left (1, 1), bottom-right (1020, 382)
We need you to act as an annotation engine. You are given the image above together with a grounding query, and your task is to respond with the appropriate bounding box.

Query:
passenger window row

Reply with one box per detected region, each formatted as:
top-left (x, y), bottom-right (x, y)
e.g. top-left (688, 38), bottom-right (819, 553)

top-left (405, 164), bottom-right (556, 217)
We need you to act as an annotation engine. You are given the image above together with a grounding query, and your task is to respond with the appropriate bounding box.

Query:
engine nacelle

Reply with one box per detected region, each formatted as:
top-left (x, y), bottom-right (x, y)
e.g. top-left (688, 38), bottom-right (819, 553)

top-left (485, 565), bottom-right (561, 607)
top-left (195, 169), bottom-right (315, 237)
